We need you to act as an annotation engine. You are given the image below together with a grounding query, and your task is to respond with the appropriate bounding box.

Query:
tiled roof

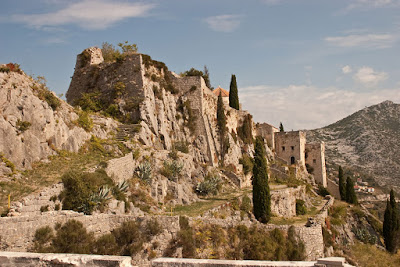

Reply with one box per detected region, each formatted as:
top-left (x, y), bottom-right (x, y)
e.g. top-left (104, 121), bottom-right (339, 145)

top-left (212, 86), bottom-right (229, 97)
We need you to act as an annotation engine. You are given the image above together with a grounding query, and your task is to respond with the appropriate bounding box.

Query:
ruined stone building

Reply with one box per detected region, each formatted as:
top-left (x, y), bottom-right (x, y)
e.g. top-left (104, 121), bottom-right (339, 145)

top-left (256, 125), bottom-right (328, 187)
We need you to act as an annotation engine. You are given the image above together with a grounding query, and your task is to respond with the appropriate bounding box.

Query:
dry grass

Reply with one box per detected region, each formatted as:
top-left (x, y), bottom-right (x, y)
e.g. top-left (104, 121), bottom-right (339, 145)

top-left (165, 187), bottom-right (251, 217)
top-left (0, 148), bottom-right (114, 213)
top-left (349, 242), bottom-right (400, 267)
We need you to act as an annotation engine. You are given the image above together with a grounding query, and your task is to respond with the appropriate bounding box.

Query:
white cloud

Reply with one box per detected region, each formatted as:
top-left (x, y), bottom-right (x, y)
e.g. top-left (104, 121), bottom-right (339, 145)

top-left (342, 65), bottom-right (352, 74)
top-left (353, 67), bottom-right (388, 87)
top-left (324, 33), bottom-right (396, 49)
top-left (11, 0), bottom-right (155, 30)
top-left (204, 15), bottom-right (243, 33)
top-left (346, 0), bottom-right (397, 11)
top-left (240, 84), bottom-right (400, 130)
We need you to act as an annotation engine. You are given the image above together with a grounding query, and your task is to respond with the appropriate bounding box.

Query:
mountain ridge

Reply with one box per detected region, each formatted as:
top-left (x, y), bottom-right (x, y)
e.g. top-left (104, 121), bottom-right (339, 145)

top-left (307, 100), bottom-right (400, 192)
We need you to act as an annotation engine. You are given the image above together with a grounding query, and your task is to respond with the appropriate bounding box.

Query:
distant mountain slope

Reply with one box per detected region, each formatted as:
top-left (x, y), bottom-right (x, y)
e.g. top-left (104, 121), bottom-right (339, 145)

top-left (307, 100), bottom-right (400, 192)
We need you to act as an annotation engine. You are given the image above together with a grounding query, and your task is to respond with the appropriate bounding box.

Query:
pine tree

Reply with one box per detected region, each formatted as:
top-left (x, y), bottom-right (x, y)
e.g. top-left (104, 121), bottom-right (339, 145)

top-left (229, 74), bottom-right (239, 110)
top-left (217, 92), bottom-right (227, 165)
top-left (338, 166), bottom-right (346, 201)
top-left (383, 189), bottom-right (400, 253)
top-left (345, 177), bottom-right (358, 204)
top-left (252, 137), bottom-right (271, 223)
top-left (279, 122), bottom-right (284, 132)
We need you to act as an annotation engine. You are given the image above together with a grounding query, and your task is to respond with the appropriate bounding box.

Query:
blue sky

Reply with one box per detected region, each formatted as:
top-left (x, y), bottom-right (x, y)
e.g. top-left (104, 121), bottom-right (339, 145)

top-left (1, 0), bottom-right (399, 130)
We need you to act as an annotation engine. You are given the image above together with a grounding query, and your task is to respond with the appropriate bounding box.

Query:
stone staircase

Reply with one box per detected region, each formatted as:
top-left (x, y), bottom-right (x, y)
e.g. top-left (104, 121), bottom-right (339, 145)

top-left (115, 124), bottom-right (141, 141)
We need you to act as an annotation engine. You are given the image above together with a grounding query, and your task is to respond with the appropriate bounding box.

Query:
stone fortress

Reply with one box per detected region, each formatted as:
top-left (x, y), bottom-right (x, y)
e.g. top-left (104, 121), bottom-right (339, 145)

top-left (0, 47), bottom-right (349, 266)
top-left (67, 47), bottom-right (330, 191)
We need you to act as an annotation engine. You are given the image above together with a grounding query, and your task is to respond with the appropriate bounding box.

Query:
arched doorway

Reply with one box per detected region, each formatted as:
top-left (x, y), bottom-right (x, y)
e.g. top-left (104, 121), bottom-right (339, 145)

top-left (290, 156), bottom-right (295, 165)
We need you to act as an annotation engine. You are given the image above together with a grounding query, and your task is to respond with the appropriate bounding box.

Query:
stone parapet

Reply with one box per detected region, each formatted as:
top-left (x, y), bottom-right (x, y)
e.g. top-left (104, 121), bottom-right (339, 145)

top-left (151, 257), bottom-right (353, 267)
top-left (0, 251), bottom-right (133, 267)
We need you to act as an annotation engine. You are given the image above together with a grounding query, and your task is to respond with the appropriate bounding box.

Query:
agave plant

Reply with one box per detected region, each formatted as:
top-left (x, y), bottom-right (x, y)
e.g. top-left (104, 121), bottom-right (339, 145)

top-left (90, 185), bottom-right (112, 204)
top-left (135, 161), bottom-right (152, 184)
top-left (115, 180), bottom-right (129, 193)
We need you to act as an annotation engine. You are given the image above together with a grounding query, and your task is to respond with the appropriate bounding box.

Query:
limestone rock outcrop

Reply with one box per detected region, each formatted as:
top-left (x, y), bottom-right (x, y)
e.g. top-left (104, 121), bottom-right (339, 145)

top-left (0, 71), bottom-right (90, 172)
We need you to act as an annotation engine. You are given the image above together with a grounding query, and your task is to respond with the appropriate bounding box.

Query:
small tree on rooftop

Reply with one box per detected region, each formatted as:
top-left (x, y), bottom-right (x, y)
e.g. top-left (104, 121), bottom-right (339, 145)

top-left (252, 137), bottom-right (271, 223)
top-left (229, 74), bottom-right (239, 110)
top-left (383, 189), bottom-right (400, 253)
top-left (338, 166), bottom-right (346, 201)
top-left (345, 176), bottom-right (358, 204)
top-left (279, 122), bottom-right (284, 132)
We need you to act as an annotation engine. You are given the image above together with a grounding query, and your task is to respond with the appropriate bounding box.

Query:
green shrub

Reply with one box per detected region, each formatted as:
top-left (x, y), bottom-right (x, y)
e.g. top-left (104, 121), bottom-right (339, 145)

top-left (40, 205), bottom-right (49, 213)
top-left (75, 92), bottom-right (103, 112)
top-left (0, 153), bottom-right (15, 173)
top-left (60, 169), bottom-right (113, 214)
top-left (112, 220), bottom-right (143, 256)
top-left (240, 195), bottom-right (252, 214)
top-left (168, 150), bottom-right (179, 160)
top-left (77, 111), bottom-right (93, 131)
top-left (16, 119), bottom-right (31, 133)
top-left (144, 218), bottom-right (162, 241)
top-left (160, 160), bottom-right (183, 181)
top-left (32, 226), bottom-right (54, 253)
top-left (38, 90), bottom-right (61, 111)
top-left (352, 227), bottom-right (377, 245)
top-left (195, 172), bottom-right (222, 196)
top-left (92, 233), bottom-right (119, 255)
top-left (132, 149), bottom-right (140, 160)
top-left (0, 66), bottom-right (10, 73)
top-left (239, 154), bottom-right (254, 175)
top-left (329, 204), bottom-right (348, 225)
top-left (51, 220), bottom-right (93, 254)
top-left (318, 184), bottom-right (331, 197)
top-left (296, 199), bottom-right (307, 215)
top-left (173, 141), bottom-right (189, 153)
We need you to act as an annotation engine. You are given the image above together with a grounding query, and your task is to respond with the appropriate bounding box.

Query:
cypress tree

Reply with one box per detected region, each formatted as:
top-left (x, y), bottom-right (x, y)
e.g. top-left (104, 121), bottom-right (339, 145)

top-left (229, 74), bottom-right (239, 110)
top-left (217, 92), bottom-right (227, 164)
top-left (383, 189), bottom-right (400, 253)
top-left (252, 138), bottom-right (271, 223)
top-left (279, 122), bottom-right (284, 132)
top-left (338, 166), bottom-right (346, 201)
top-left (345, 177), bottom-right (358, 204)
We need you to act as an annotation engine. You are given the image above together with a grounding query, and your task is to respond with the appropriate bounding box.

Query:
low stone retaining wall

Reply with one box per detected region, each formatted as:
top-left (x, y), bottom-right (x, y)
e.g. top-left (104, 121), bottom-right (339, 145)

top-left (0, 251), bottom-right (133, 267)
top-left (0, 212), bottom-right (180, 252)
top-left (151, 257), bottom-right (353, 267)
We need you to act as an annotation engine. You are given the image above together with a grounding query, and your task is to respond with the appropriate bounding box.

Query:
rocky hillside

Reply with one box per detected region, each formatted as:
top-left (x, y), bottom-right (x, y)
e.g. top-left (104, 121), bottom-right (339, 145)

top-left (307, 101), bottom-right (400, 192)
top-left (0, 65), bottom-right (91, 173)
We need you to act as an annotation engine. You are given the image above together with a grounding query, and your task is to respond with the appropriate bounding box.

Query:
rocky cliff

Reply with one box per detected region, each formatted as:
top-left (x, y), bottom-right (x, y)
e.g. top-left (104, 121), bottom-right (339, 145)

top-left (0, 67), bottom-right (90, 173)
top-left (67, 47), bottom-right (254, 179)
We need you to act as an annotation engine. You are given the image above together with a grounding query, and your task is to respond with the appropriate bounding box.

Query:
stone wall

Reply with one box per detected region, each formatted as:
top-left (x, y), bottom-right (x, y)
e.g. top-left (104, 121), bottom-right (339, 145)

top-left (326, 178), bottom-right (340, 200)
top-left (151, 257), bottom-right (353, 267)
top-left (0, 212), bottom-right (180, 252)
top-left (256, 123), bottom-right (279, 149)
top-left (0, 252), bottom-right (133, 267)
top-left (274, 131), bottom-right (306, 168)
top-left (305, 142), bottom-right (327, 187)
top-left (270, 186), bottom-right (306, 217)
top-left (106, 152), bottom-right (136, 183)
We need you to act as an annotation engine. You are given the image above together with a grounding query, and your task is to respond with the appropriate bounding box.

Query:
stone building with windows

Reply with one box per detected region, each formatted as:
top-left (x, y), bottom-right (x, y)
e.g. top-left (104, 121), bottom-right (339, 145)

top-left (256, 126), bottom-right (328, 187)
